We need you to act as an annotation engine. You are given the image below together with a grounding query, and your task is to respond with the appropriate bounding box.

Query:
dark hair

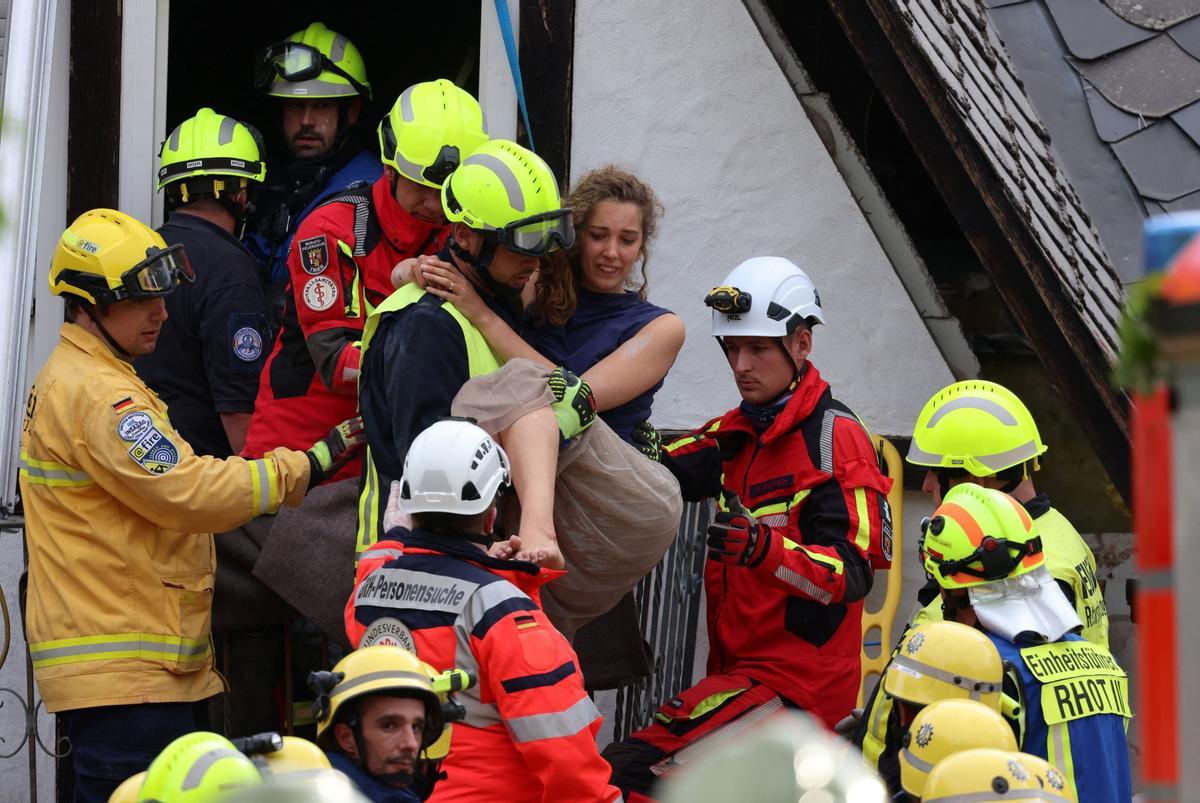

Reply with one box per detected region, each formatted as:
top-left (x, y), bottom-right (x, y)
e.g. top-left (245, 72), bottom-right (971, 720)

top-left (410, 510), bottom-right (488, 535)
top-left (533, 166), bottom-right (664, 326)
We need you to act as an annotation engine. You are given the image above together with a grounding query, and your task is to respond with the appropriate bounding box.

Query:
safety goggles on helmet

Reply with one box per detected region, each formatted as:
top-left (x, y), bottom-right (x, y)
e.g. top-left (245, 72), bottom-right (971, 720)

top-left (254, 42), bottom-right (370, 99)
top-left (125, 244), bottom-right (194, 297)
top-left (495, 209), bottom-right (575, 256)
top-left (921, 514), bottom-right (1043, 583)
top-left (704, 285), bottom-right (752, 315)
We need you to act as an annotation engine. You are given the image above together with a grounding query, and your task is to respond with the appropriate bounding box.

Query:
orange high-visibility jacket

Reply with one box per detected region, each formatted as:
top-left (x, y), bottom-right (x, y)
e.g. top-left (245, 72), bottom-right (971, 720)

top-left (20, 323), bottom-right (310, 713)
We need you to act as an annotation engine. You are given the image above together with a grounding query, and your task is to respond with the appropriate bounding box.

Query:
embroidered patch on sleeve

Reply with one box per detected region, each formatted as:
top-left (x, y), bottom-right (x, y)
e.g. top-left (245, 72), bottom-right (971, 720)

top-left (302, 276), bottom-right (338, 311)
top-left (116, 411), bottom-right (153, 442)
top-left (299, 236), bottom-right (330, 275)
top-left (126, 425), bottom-right (181, 474)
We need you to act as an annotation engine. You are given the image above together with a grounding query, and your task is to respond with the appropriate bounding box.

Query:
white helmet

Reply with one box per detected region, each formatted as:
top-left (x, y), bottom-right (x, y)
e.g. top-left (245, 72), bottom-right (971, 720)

top-left (706, 256), bottom-right (824, 338)
top-left (398, 419), bottom-right (511, 516)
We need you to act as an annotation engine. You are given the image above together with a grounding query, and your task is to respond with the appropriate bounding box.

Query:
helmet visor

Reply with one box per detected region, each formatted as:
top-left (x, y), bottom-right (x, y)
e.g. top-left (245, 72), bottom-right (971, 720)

top-left (499, 210), bottom-right (575, 256)
top-left (121, 244), bottom-right (194, 300)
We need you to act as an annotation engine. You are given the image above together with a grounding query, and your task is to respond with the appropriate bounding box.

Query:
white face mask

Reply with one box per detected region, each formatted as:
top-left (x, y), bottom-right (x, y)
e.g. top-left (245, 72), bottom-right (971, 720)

top-left (969, 566), bottom-right (1083, 644)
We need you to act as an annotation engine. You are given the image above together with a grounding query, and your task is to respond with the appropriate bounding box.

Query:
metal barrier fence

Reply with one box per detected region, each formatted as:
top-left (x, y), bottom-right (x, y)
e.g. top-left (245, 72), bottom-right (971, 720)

top-left (611, 500), bottom-right (713, 742)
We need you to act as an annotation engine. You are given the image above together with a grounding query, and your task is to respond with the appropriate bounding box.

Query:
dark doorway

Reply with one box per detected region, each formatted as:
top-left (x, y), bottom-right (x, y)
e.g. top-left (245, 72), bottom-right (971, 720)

top-left (165, 2), bottom-right (482, 190)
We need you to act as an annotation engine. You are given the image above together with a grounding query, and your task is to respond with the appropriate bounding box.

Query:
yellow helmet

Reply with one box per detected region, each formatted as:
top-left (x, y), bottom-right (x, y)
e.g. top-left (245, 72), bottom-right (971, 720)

top-left (379, 80), bottom-right (489, 189)
top-left (900, 699), bottom-right (1018, 797)
top-left (1014, 752), bottom-right (1074, 799)
top-left (442, 139), bottom-right (574, 257)
top-left (49, 209), bottom-right (194, 306)
top-left (255, 736), bottom-right (331, 782)
top-left (907, 380), bottom-right (1047, 477)
top-left (883, 621), bottom-right (1005, 710)
top-left (108, 771), bottom-right (146, 803)
top-left (158, 108), bottom-right (266, 195)
top-left (923, 749), bottom-right (1068, 802)
top-left (254, 22), bottom-right (370, 99)
top-left (922, 483), bottom-right (1044, 590)
top-left (310, 645), bottom-right (444, 751)
top-left (138, 732), bottom-right (261, 802)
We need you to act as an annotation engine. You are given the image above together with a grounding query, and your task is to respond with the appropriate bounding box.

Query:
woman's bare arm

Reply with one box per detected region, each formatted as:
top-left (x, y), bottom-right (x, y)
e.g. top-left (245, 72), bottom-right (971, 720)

top-left (581, 313), bottom-right (685, 411)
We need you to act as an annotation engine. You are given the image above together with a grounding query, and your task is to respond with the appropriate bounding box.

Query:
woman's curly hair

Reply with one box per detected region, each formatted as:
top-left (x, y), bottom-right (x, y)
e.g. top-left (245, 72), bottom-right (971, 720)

top-left (533, 166), bottom-right (664, 325)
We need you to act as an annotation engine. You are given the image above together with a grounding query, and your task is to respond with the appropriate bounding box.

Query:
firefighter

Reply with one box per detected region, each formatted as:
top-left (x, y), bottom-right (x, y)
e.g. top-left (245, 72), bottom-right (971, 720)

top-left (242, 79), bottom-right (488, 483)
top-left (346, 419), bottom-right (622, 802)
top-left (604, 256), bottom-right (893, 800)
top-left (247, 21), bottom-right (379, 292)
top-left (136, 107), bottom-right (271, 457)
top-left (22, 209), bottom-right (363, 802)
top-left (906, 380), bottom-right (1109, 647)
top-left (922, 483), bottom-right (1131, 802)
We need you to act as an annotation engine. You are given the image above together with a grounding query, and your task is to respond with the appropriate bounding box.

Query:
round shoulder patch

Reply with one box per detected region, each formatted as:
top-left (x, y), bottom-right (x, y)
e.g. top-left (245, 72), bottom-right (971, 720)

top-left (360, 617), bottom-right (417, 654)
top-left (303, 276), bottom-right (338, 312)
top-left (232, 327), bottom-right (263, 362)
top-left (117, 411), bottom-right (153, 442)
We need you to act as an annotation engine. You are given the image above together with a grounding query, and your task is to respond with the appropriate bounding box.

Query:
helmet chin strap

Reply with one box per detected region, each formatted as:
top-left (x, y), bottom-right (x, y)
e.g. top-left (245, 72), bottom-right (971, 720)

top-left (447, 234), bottom-right (511, 301)
top-left (84, 304), bottom-right (135, 361)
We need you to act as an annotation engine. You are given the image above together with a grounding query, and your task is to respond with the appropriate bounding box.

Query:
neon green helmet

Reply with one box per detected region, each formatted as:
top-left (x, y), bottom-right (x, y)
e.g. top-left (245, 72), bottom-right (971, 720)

top-left (441, 139), bottom-right (574, 257)
top-left (921, 483), bottom-right (1044, 590)
top-left (254, 22), bottom-right (370, 100)
top-left (139, 732), bottom-right (262, 802)
top-left (158, 108), bottom-right (266, 195)
top-left (379, 80), bottom-right (488, 189)
top-left (907, 380), bottom-right (1047, 477)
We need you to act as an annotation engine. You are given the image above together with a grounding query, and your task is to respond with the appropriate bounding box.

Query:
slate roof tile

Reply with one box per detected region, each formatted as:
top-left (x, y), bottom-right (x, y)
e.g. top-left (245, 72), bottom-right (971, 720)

top-left (1168, 13), bottom-right (1200, 56)
top-left (1072, 34), bottom-right (1200, 117)
top-left (1171, 98), bottom-right (1200, 147)
top-left (1103, 0), bottom-right (1200, 31)
top-left (1083, 80), bottom-right (1146, 142)
top-left (1112, 119), bottom-right (1200, 200)
top-left (1045, 0), bottom-right (1154, 59)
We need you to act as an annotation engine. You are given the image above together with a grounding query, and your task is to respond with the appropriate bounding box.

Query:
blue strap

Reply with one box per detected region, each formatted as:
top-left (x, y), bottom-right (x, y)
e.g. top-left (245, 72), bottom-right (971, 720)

top-left (492, 0), bottom-right (535, 152)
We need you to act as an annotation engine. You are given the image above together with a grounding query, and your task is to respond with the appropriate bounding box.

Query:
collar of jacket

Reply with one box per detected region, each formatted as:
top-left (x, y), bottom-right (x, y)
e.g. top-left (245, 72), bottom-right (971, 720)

top-left (371, 174), bottom-right (446, 252)
top-left (385, 528), bottom-right (566, 591)
top-left (716, 360), bottom-right (831, 446)
top-left (61, 321), bottom-right (144, 377)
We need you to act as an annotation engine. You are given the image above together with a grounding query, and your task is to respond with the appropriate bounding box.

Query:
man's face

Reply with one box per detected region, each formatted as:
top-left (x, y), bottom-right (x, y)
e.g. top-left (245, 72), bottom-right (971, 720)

top-left (389, 168), bottom-right (445, 224)
top-left (723, 331), bottom-right (811, 405)
top-left (336, 696), bottom-right (426, 788)
top-left (454, 225), bottom-right (540, 289)
top-left (281, 99), bottom-right (342, 159)
top-left (90, 297), bottom-right (168, 359)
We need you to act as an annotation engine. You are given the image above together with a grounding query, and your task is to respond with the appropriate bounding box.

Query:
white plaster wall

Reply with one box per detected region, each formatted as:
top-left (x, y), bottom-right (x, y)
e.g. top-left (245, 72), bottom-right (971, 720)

top-left (570, 0), bottom-right (955, 436)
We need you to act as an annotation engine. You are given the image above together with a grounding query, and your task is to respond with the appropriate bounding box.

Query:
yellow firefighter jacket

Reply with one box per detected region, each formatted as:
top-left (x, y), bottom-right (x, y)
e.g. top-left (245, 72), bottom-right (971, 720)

top-left (19, 323), bottom-right (311, 713)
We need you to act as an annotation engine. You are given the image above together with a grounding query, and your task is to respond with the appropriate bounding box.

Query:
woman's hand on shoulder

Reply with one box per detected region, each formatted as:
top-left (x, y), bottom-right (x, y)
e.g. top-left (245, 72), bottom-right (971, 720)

top-left (422, 259), bottom-right (492, 324)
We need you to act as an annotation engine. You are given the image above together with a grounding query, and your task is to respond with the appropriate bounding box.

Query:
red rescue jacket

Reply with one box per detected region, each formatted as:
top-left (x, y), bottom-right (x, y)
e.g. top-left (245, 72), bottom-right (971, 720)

top-left (662, 364), bottom-right (892, 727)
top-left (346, 530), bottom-right (622, 803)
top-left (242, 176), bottom-right (445, 479)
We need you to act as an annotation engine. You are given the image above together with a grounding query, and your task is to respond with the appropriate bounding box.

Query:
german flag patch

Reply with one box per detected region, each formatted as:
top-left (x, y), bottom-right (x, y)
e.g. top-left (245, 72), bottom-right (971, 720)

top-left (514, 614), bottom-right (539, 631)
top-left (111, 397), bottom-right (135, 413)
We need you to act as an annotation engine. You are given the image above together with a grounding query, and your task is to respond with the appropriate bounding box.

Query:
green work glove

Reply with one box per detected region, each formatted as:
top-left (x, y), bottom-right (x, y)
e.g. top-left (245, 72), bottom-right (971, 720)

top-left (631, 420), bottom-right (662, 462)
top-left (547, 367), bottom-right (597, 442)
top-left (305, 416), bottom-right (366, 489)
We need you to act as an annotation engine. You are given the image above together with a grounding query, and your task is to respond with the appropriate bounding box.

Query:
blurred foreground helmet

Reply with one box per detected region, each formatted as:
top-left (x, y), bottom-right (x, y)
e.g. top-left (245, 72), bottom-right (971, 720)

top-left (138, 732), bottom-right (261, 802)
top-left (108, 771), bottom-right (146, 803)
top-left (224, 770), bottom-right (369, 803)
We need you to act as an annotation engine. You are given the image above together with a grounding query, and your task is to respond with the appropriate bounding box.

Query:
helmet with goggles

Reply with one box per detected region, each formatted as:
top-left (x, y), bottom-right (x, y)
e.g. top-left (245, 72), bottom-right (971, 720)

top-left (379, 80), bottom-right (488, 189)
top-left (50, 209), bottom-right (194, 307)
top-left (254, 22), bottom-right (370, 100)
top-left (707, 256), bottom-right (824, 339)
top-left (158, 108), bottom-right (266, 199)
top-left (921, 483), bottom-right (1043, 590)
top-left (442, 139), bottom-right (573, 263)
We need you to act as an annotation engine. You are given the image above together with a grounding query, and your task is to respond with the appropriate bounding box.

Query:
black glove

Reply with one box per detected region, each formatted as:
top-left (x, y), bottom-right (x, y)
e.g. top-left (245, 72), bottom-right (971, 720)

top-left (631, 420), bottom-right (662, 462)
top-left (707, 496), bottom-right (772, 567)
top-left (305, 416), bottom-right (366, 490)
top-left (547, 367), bottom-right (597, 441)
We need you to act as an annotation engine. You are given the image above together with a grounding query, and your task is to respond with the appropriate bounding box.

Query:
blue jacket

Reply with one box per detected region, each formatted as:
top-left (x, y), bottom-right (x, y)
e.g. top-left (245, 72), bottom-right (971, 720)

top-left (326, 751), bottom-right (421, 803)
top-left (989, 632), bottom-right (1132, 802)
top-left (247, 149), bottom-right (382, 284)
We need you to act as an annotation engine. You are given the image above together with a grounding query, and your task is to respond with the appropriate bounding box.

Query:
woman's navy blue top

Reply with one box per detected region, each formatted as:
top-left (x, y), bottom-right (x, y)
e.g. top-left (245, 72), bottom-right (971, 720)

top-left (526, 287), bottom-right (672, 443)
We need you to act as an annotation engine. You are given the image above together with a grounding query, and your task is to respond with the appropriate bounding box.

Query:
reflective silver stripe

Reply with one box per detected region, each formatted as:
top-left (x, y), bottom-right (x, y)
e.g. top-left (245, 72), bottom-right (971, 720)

top-left (250, 458), bottom-right (272, 514)
top-left (1049, 722), bottom-right (1068, 776)
top-left (352, 202), bottom-right (369, 257)
top-left (30, 637), bottom-right (209, 663)
top-left (359, 547), bottom-right (403, 563)
top-left (505, 695), bottom-right (599, 743)
top-left (277, 78), bottom-right (358, 98)
top-left (889, 654), bottom-right (998, 700)
top-left (217, 116), bottom-right (237, 146)
top-left (19, 459), bottom-right (91, 484)
top-left (399, 84), bottom-right (415, 122)
top-left (168, 123), bottom-right (182, 152)
top-left (462, 152), bottom-right (525, 212)
top-left (975, 440), bottom-right (1042, 471)
top-left (774, 565), bottom-right (833, 605)
top-left (818, 409), bottom-right (862, 474)
top-left (462, 579), bottom-right (531, 634)
top-left (905, 440), bottom-right (943, 465)
top-left (925, 791), bottom-right (1066, 803)
top-left (329, 33), bottom-right (348, 62)
top-left (390, 148), bottom-right (428, 183)
top-left (452, 621), bottom-right (500, 728)
top-left (331, 669), bottom-right (432, 699)
top-left (182, 748), bottom-right (243, 790)
top-left (900, 746), bottom-right (934, 774)
top-left (926, 397), bottom-right (1017, 428)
